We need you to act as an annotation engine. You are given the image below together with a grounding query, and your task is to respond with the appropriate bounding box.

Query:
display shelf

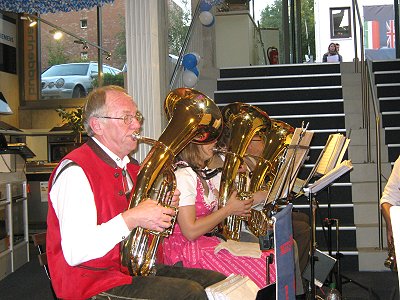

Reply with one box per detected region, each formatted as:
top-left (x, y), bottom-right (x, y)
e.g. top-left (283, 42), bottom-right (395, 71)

top-left (0, 171), bottom-right (29, 279)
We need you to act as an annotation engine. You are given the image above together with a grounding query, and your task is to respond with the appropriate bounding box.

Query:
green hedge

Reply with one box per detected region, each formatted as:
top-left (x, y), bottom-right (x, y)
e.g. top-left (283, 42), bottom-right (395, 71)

top-left (92, 73), bottom-right (124, 88)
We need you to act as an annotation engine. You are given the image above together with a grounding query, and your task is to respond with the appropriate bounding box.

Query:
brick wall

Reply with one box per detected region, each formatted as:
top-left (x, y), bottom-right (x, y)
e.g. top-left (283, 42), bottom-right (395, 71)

top-left (40, 0), bottom-right (125, 71)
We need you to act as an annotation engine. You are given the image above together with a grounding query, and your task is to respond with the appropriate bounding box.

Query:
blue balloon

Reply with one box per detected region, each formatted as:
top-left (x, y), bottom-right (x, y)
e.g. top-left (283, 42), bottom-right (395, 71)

top-left (189, 66), bottom-right (199, 77)
top-left (200, 0), bottom-right (212, 12)
top-left (182, 53), bottom-right (197, 70)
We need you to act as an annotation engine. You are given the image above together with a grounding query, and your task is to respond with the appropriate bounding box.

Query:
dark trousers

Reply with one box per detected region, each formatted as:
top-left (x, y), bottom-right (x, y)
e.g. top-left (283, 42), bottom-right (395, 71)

top-left (92, 264), bottom-right (226, 300)
top-left (292, 211), bottom-right (311, 274)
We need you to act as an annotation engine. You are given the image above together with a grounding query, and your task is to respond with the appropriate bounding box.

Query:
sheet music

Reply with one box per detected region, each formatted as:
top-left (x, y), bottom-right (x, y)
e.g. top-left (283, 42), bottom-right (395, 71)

top-left (309, 160), bottom-right (353, 194)
top-left (315, 133), bottom-right (350, 176)
top-left (266, 128), bottom-right (313, 203)
top-left (327, 55), bottom-right (339, 62)
top-left (336, 138), bottom-right (350, 168)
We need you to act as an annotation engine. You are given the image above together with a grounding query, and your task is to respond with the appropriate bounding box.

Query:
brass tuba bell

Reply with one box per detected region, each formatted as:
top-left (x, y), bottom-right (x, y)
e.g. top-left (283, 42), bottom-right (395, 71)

top-left (218, 102), bottom-right (271, 241)
top-left (121, 88), bottom-right (223, 276)
top-left (247, 119), bottom-right (294, 193)
top-left (246, 119), bottom-right (294, 237)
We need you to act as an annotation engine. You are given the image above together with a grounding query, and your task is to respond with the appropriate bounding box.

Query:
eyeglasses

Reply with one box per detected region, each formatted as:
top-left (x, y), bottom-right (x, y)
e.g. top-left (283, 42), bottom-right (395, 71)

top-left (97, 111), bottom-right (143, 125)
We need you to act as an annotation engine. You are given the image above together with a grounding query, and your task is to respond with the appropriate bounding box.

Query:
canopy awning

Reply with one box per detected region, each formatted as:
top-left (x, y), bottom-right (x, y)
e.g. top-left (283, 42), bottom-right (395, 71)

top-left (0, 0), bottom-right (115, 14)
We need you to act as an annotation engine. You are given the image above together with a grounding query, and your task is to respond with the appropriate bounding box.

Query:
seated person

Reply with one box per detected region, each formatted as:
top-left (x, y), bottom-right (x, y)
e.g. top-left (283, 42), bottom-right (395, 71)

top-left (162, 140), bottom-right (276, 288)
top-left (46, 85), bottom-right (226, 300)
top-left (245, 133), bottom-right (311, 275)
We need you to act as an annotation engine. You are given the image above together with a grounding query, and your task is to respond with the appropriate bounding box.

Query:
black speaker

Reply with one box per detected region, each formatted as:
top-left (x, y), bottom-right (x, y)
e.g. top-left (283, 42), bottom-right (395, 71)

top-left (0, 134), bottom-right (7, 150)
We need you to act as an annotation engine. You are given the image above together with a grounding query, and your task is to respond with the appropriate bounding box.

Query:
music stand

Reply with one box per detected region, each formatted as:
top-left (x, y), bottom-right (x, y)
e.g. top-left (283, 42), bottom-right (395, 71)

top-left (305, 160), bottom-right (353, 299)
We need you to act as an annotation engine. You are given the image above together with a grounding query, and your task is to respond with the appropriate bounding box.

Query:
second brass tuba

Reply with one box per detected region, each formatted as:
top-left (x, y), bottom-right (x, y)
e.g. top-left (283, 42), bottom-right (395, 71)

top-left (121, 88), bottom-right (223, 276)
top-left (218, 102), bottom-right (271, 241)
top-left (248, 119), bottom-right (294, 193)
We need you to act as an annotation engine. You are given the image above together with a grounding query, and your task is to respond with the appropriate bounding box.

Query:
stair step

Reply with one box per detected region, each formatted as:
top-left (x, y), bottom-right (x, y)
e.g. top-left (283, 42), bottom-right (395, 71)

top-left (388, 145), bottom-right (400, 161)
top-left (306, 129), bottom-right (347, 145)
top-left (374, 71), bottom-right (400, 84)
top-left (315, 227), bottom-right (357, 249)
top-left (220, 63), bottom-right (341, 78)
top-left (372, 59), bottom-right (400, 72)
top-left (272, 115), bottom-right (345, 130)
top-left (384, 128), bottom-right (400, 144)
top-left (294, 184), bottom-right (352, 205)
top-left (296, 205), bottom-right (354, 226)
top-left (382, 112), bottom-right (400, 127)
top-left (214, 86), bottom-right (343, 103)
top-left (217, 74), bottom-right (341, 90)
top-left (256, 101), bottom-right (344, 116)
top-left (379, 98), bottom-right (400, 111)
top-left (377, 83), bottom-right (400, 98)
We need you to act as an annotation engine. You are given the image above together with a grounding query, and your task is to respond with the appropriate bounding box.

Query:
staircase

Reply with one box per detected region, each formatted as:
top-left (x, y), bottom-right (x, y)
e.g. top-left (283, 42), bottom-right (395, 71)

top-left (214, 62), bottom-right (359, 271)
top-left (373, 59), bottom-right (400, 163)
top-left (352, 59), bottom-right (400, 271)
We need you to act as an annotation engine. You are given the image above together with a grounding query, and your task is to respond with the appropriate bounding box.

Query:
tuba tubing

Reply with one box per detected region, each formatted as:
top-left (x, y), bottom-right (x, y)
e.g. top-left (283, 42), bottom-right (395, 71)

top-left (121, 88), bottom-right (223, 276)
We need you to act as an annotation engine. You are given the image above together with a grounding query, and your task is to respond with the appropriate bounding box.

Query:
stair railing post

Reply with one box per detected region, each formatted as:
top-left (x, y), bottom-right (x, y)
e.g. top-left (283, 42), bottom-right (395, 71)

top-left (376, 113), bottom-right (384, 249)
top-left (352, 0), bottom-right (358, 73)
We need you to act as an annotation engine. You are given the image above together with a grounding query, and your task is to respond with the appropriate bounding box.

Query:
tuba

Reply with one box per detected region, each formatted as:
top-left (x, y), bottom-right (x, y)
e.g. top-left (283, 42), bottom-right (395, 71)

top-left (246, 119), bottom-right (294, 237)
top-left (384, 241), bottom-right (397, 271)
top-left (218, 102), bottom-right (271, 241)
top-left (121, 88), bottom-right (223, 276)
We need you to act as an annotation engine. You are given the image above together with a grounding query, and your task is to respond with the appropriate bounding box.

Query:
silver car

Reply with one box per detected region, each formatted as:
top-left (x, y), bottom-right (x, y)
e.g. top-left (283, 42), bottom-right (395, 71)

top-left (41, 62), bottom-right (121, 99)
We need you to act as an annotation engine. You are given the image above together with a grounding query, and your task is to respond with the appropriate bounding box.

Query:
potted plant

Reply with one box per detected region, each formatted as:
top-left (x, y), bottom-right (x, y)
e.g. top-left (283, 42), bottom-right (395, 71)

top-left (56, 106), bottom-right (85, 144)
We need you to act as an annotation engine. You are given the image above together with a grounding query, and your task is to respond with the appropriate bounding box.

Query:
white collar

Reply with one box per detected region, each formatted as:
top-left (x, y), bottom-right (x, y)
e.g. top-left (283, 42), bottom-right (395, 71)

top-left (92, 137), bottom-right (130, 169)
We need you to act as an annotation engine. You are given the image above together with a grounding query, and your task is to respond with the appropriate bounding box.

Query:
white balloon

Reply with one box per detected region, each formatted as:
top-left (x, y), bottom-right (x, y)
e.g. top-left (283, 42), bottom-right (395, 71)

top-left (191, 52), bottom-right (201, 64)
top-left (199, 11), bottom-right (214, 26)
top-left (183, 70), bottom-right (199, 88)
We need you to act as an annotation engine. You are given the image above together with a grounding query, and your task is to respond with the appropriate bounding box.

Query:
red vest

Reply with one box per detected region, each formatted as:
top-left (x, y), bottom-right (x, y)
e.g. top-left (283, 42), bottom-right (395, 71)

top-left (47, 142), bottom-right (140, 299)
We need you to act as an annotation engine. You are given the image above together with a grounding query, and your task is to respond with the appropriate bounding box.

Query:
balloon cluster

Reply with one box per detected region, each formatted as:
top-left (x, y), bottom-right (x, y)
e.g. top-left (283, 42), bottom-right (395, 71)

top-left (182, 52), bottom-right (201, 88)
top-left (199, 0), bottom-right (223, 27)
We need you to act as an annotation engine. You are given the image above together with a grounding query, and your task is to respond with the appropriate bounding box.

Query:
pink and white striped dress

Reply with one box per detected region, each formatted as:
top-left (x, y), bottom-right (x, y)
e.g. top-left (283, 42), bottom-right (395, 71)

top-left (162, 166), bottom-right (276, 288)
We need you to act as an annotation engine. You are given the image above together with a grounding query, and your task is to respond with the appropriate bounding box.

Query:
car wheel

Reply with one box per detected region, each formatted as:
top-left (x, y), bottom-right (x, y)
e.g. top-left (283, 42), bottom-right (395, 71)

top-left (72, 86), bottom-right (86, 98)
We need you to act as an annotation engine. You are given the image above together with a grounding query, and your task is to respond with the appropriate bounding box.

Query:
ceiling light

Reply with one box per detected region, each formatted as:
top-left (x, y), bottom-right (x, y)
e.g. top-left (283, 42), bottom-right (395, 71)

top-left (20, 15), bottom-right (38, 27)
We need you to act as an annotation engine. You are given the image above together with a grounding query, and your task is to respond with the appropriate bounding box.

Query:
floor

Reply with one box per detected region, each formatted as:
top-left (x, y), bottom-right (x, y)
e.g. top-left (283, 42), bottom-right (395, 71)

top-left (0, 243), bottom-right (398, 299)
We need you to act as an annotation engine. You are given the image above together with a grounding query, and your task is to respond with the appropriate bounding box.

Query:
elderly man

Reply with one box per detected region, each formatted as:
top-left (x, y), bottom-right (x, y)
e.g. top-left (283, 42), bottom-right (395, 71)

top-left (46, 85), bottom-right (225, 300)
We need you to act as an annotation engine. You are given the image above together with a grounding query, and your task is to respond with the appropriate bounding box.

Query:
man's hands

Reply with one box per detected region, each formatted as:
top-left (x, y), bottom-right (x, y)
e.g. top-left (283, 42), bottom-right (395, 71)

top-left (122, 189), bottom-right (180, 232)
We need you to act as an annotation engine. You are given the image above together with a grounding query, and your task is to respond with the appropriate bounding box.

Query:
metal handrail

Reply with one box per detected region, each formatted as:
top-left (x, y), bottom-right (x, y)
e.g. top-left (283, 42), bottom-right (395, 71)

top-left (353, 0), bottom-right (384, 249)
top-left (169, 1), bottom-right (201, 90)
top-left (366, 60), bottom-right (384, 249)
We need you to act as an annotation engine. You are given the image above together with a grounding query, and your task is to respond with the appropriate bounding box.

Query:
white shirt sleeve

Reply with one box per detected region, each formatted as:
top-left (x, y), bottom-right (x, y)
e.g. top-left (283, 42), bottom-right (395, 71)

top-left (381, 156), bottom-right (400, 206)
top-left (175, 167), bottom-right (197, 207)
top-left (49, 163), bottom-right (131, 266)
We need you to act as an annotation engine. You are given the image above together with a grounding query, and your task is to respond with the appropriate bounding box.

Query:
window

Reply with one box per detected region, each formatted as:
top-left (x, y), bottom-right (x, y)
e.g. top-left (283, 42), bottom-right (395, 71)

top-left (80, 19), bottom-right (87, 29)
top-left (20, 0), bottom-right (126, 106)
top-left (80, 52), bottom-right (88, 60)
top-left (330, 7), bottom-right (351, 39)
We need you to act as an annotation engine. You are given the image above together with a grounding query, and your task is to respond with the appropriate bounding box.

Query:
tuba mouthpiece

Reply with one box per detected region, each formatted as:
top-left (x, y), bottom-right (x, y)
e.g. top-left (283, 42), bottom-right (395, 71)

top-left (132, 132), bottom-right (141, 140)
